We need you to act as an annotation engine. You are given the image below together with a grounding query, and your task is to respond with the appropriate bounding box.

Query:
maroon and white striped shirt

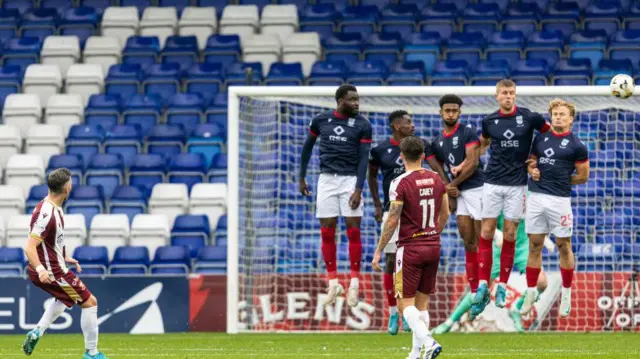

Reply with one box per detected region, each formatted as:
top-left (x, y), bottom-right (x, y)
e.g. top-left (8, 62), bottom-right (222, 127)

top-left (28, 198), bottom-right (67, 278)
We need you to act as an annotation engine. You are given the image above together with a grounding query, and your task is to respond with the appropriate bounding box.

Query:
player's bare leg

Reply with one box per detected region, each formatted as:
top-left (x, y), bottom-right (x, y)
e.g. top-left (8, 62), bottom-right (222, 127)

top-left (556, 237), bottom-right (574, 317)
top-left (495, 217), bottom-right (518, 308)
top-left (345, 216), bottom-right (362, 307)
top-left (23, 299), bottom-right (68, 355)
top-left (521, 233), bottom-right (545, 314)
top-left (319, 217), bottom-right (344, 306)
top-left (400, 294), bottom-right (441, 359)
top-left (471, 217), bottom-right (497, 315)
top-left (81, 295), bottom-right (107, 359)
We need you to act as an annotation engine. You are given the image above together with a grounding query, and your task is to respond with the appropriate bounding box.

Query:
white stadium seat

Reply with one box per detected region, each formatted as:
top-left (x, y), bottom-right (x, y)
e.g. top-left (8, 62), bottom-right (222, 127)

top-left (63, 213), bottom-right (87, 256)
top-left (189, 183), bottom-right (227, 230)
top-left (260, 5), bottom-right (299, 43)
top-left (179, 7), bottom-right (217, 50)
top-left (243, 34), bottom-right (281, 74)
top-left (2, 94), bottom-right (41, 138)
top-left (4, 155), bottom-right (45, 197)
top-left (219, 5), bottom-right (259, 43)
top-left (0, 186), bottom-right (25, 229)
top-left (83, 36), bottom-right (122, 76)
top-left (101, 7), bottom-right (140, 47)
top-left (89, 214), bottom-right (130, 259)
top-left (140, 7), bottom-right (178, 48)
top-left (65, 64), bottom-right (104, 107)
top-left (149, 183), bottom-right (188, 229)
top-left (0, 125), bottom-right (22, 169)
top-left (130, 214), bottom-right (170, 258)
top-left (45, 94), bottom-right (84, 137)
top-left (22, 64), bottom-right (63, 108)
top-left (5, 215), bottom-right (30, 248)
top-left (25, 124), bottom-right (65, 165)
top-left (282, 32), bottom-right (321, 77)
top-left (40, 36), bottom-right (81, 77)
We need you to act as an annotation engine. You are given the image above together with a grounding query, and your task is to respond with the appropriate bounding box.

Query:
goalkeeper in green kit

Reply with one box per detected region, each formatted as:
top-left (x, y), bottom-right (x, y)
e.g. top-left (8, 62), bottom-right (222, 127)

top-left (433, 212), bottom-right (549, 334)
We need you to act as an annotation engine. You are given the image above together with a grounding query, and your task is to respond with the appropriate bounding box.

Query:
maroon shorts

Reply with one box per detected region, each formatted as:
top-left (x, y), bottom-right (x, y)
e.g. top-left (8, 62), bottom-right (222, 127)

top-left (394, 244), bottom-right (440, 298)
top-left (28, 268), bottom-right (92, 308)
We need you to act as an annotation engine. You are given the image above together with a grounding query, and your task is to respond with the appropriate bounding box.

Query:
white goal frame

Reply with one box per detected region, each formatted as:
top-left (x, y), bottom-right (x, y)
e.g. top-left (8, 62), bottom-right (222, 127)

top-left (226, 85), bottom-right (613, 334)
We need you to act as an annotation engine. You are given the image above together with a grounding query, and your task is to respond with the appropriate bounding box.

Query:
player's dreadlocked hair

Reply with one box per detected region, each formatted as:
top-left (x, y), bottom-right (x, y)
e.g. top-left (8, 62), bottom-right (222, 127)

top-left (438, 94), bottom-right (464, 108)
top-left (335, 84), bottom-right (357, 102)
top-left (388, 109), bottom-right (408, 124)
top-left (400, 136), bottom-right (425, 162)
top-left (47, 168), bottom-right (72, 194)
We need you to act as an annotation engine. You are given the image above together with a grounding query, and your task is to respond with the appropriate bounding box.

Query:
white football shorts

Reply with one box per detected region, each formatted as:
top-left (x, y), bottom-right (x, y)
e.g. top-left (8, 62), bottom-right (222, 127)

top-left (456, 186), bottom-right (483, 220)
top-left (381, 211), bottom-right (399, 254)
top-left (482, 183), bottom-right (527, 221)
top-left (525, 191), bottom-right (573, 238)
top-left (316, 174), bottom-right (363, 218)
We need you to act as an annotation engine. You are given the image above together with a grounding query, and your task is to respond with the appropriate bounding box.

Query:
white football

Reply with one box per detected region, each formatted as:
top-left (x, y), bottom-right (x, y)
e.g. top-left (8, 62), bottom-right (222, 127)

top-left (610, 74), bottom-right (635, 99)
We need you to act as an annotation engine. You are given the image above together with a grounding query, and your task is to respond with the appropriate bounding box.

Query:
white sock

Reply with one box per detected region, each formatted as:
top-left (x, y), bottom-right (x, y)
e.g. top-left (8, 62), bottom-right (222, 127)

top-left (403, 306), bottom-right (430, 353)
top-left (420, 310), bottom-right (430, 331)
top-left (81, 306), bottom-right (99, 356)
top-left (562, 287), bottom-right (571, 297)
top-left (37, 300), bottom-right (67, 334)
top-left (328, 278), bottom-right (338, 287)
top-left (389, 306), bottom-right (398, 315)
top-left (349, 277), bottom-right (359, 289)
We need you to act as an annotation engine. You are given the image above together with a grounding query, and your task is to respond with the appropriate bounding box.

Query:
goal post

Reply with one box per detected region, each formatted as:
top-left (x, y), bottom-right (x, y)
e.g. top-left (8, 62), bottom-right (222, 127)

top-left (227, 86), bottom-right (639, 334)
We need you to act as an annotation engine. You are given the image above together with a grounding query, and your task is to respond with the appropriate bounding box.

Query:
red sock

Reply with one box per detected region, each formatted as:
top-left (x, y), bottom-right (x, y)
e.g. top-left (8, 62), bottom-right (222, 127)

top-left (465, 250), bottom-right (479, 293)
top-left (500, 239), bottom-right (516, 283)
top-left (383, 272), bottom-right (397, 307)
top-left (478, 236), bottom-right (493, 282)
top-left (321, 227), bottom-right (337, 279)
top-left (526, 266), bottom-right (541, 288)
top-left (346, 227), bottom-right (362, 278)
top-left (560, 267), bottom-right (574, 289)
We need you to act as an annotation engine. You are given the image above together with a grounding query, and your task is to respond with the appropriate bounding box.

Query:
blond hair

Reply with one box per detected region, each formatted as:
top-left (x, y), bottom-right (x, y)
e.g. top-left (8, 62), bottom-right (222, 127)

top-left (496, 79), bottom-right (516, 91)
top-left (548, 98), bottom-right (576, 118)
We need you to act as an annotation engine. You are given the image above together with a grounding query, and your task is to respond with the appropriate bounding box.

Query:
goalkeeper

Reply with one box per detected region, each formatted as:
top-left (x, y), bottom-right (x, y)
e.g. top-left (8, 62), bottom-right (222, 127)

top-left (433, 212), bottom-right (549, 334)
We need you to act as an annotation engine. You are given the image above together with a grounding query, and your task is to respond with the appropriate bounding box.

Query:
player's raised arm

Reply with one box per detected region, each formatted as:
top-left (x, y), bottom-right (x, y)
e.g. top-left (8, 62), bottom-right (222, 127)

top-left (368, 149), bottom-right (383, 223)
top-left (299, 117), bottom-right (319, 196)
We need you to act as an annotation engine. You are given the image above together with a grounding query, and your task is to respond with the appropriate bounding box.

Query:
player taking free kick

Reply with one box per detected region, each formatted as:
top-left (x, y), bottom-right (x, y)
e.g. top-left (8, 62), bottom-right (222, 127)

top-left (299, 84), bottom-right (373, 307)
top-left (473, 80), bottom-right (551, 316)
top-left (23, 168), bottom-right (107, 359)
top-left (520, 99), bottom-right (590, 317)
top-left (372, 136), bottom-right (449, 359)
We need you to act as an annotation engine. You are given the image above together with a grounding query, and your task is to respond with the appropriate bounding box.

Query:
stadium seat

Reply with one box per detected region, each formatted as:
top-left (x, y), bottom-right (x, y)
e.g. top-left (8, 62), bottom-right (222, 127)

top-left (418, 4), bottom-right (458, 40)
top-left (167, 153), bottom-right (207, 190)
top-left (45, 94), bottom-right (85, 137)
top-left (224, 61), bottom-right (264, 86)
top-left (65, 185), bottom-right (105, 228)
top-left (63, 213), bottom-right (87, 256)
top-left (282, 32), bottom-right (321, 77)
top-left (150, 245), bottom-right (190, 274)
top-left (202, 34), bottom-right (241, 68)
top-left (148, 183), bottom-right (189, 228)
top-left (103, 124), bottom-right (143, 168)
top-left (105, 63), bottom-right (142, 99)
top-left (65, 64), bottom-right (105, 107)
top-left (194, 246), bottom-right (226, 273)
top-left (72, 246), bottom-right (108, 275)
top-left (161, 35), bottom-right (199, 71)
top-left (84, 154), bottom-right (125, 199)
top-left (142, 63), bottom-right (182, 102)
top-left (577, 243), bottom-right (616, 272)
top-left (219, 5), bottom-right (259, 43)
top-left (242, 34), bottom-right (281, 75)
top-left (0, 125), bottom-right (22, 169)
top-left (40, 36), bottom-right (81, 77)
top-left (189, 183), bottom-right (226, 230)
top-left (139, 7), bottom-right (178, 48)
top-left (25, 124), bottom-right (65, 165)
top-left (186, 123), bottom-right (224, 167)
top-left (2, 37), bottom-right (42, 70)
top-left (166, 93), bottom-right (206, 133)
top-left (323, 32), bottom-right (362, 64)
top-left (260, 4), bottom-right (299, 43)
top-left (184, 63), bottom-right (223, 102)
top-left (20, 8), bottom-right (58, 41)
top-left (403, 32), bottom-right (441, 75)
top-left (178, 7), bottom-right (217, 50)
top-left (109, 246), bottom-right (150, 275)
top-left (65, 124), bottom-right (104, 167)
top-left (0, 247), bottom-right (24, 277)
top-left (88, 214), bottom-right (131, 259)
top-left (127, 154), bottom-right (166, 195)
top-left (207, 153), bottom-right (226, 182)
top-left (101, 7), bottom-right (140, 47)
top-left (0, 186), bottom-right (25, 228)
top-left (300, 3), bottom-right (338, 41)
top-left (171, 214), bottom-right (210, 257)
top-left (22, 64), bottom-right (62, 108)
top-left (5, 215), bottom-right (30, 248)
top-left (58, 7), bottom-right (99, 48)
top-left (130, 214), bottom-right (171, 257)
top-left (46, 154), bottom-right (83, 185)
top-left (84, 94), bottom-right (121, 131)
top-left (4, 155), bottom-right (45, 197)
top-left (2, 94), bottom-right (42, 138)
top-left (25, 184), bottom-right (49, 214)
top-left (82, 36), bottom-right (123, 75)
top-left (0, 66), bottom-right (21, 114)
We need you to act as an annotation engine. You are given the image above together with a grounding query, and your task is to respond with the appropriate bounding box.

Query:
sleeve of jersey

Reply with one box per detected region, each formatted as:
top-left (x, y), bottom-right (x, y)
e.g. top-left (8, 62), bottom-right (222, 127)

top-left (464, 126), bottom-right (480, 148)
top-left (480, 118), bottom-right (489, 138)
top-left (360, 121), bottom-right (373, 143)
top-left (308, 116), bottom-right (320, 137)
top-left (423, 140), bottom-right (436, 161)
top-left (574, 142), bottom-right (589, 164)
top-left (534, 113), bottom-right (551, 133)
top-left (389, 178), bottom-right (404, 204)
top-left (29, 209), bottom-right (51, 242)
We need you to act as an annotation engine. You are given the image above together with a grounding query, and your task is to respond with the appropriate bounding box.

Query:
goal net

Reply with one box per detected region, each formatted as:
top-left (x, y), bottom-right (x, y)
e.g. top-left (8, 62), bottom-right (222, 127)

top-left (227, 86), bottom-right (640, 333)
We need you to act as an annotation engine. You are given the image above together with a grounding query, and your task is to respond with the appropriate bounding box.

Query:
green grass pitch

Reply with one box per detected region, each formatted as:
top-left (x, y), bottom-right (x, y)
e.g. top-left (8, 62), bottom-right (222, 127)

top-left (1, 332), bottom-right (638, 358)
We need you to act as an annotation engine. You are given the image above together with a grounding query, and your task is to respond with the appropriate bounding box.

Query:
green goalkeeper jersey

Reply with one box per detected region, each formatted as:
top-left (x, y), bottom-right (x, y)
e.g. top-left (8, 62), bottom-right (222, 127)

top-left (491, 213), bottom-right (530, 279)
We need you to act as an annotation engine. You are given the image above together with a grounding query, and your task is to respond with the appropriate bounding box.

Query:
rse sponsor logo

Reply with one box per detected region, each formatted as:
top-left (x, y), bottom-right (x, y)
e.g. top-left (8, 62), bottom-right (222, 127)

top-left (500, 140), bottom-right (520, 148)
top-left (393, 168), bottom-right (404, 175)
top-left (329, 135), bottom-right (348, 142)
top-left (539, 157), bottom-right (556, 165)
top-left (415, 178), bottom-right (434, 186)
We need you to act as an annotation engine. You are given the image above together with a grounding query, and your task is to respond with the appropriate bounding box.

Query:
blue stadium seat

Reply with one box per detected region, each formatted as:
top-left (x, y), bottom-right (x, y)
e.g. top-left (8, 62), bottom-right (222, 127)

top-left (511, 59), bottom-right (550, 85)
top-left (502, 2), bottom-right (540, 37)
top-left (0, 65), bottom-right (21, 110)
top-left (167, 153), bottom-right (207, 190)
top-left (166, 93), bottom-right (206, 134)
top-left (171, 214), bottom-right (210, 257)
top-left (308, 61), bottom-right (347, 85)
top-left (110, 246), bottom-right (150, 275)
top-left (122, 94), bottom-right (164, 137)
top-left (265, 62), bottom-right (305, 86)
top-left (127, 154), bottom-right (167, 195)
top-left (470, 59), bottom-right (511, 85)
top-left (323, 32), bottom-right (363, 64)
top-left (402, 32), bottom-right (441, 74)
top-left (59, 7), bottom-right (98, 47)
top-left (203, 35), bottom-right (241, 68)
top-left (625, 2), bottom-right (640, 30)
top-left (363, 32), bottom-right (403, 66)
top-left (85, 94), bottom-right (122, 132)
top-left (525, 31), bottom-right (564, 68)
top-left (26, 184), bottom-right (49, 213)
top-left (79, 0), bottom-right (111, 17)
top-left (618, 243), bottom-right (640, 272)
top-left (207, 152), bottom-right (226, 183)
top-left (300, 3), bottom-right (338, 40)
top-left (0, 247), bottom-right (24, 277)
top-left (594, 59), bottom-right (634, 84)
top-left (108, 185), bottom-right (147, 223)
top-left (339, 5), bottom-right (379, 36)
top-left (147, 124), bottom-right (186, 158)
top-left (161, 35), bottom-right (198, 71)
top-left (485, 31), bottom-right (524, 67)
top-left (223, 62), bottom-right (263, 87)
top-left (444, 31), bottom-right (485, 68)
top-left (608, 30), bottom-right (640, 71)
top-left (541, 2), bottom-right (581, 40)
top-left (121, 0), bottom-right (152, 14)
top-left (460, 3), bottom-right (501, 38)
top-left (553, 58), bottom-right (592, 85)
top-left (142, 63), bottom-right (182, 102)
top-left (386, 61), bottom-right (425, 85)
top-left (568, 30), bottom-right (608, 70)
top-left (0, 10), bottom-right (20, 44)
top-left (185, 63), bottom-right (224, 102)
top-left (47, 154), bottom-right (84, 185)
top-left (160, 0), bottom-right (191, 13)
top-left (105, 63), bottom-right (142, 99)
top-left (213, 214), bottom-right (227, 245)
top-left (186, 124), bottom-right (225, 168)
top-left (20, 8), bottom-right (58, 41)
top-left (66, 124), bottom-right (105, 167)
top-left (576, 243), bottom-right (615, 272)
top-left (1, 37), bottom-right (42, 70)
top-left (346, 60), bottom-right (387, 85)
top-left (583, 2), bottom-right (622, 36)
top-left (72, 246), bottom-right (108, 275)
top-left (379, 3), bottom-right (419, 37)
top-left (194, 246), bottom-right (226, 274)
top-left (150, 245), bottom-right (191, 275)
top-left (431, 60), bottom-right (468, 85)
top-left (2, 0), bottom-right (35, 15)
top-left (103, 124), bottom-right (143, 168)
top-left (122, 36), bottom-right (160, 69)
top-left (65, 185), bottom-right (105, 227)
top-left (84, 153), bottom-right (125, 199)
top-left (418, 4), bottom-right (458, 40)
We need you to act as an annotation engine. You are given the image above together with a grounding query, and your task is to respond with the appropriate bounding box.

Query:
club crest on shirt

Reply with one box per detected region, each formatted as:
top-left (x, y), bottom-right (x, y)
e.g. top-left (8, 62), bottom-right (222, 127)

top-left (452, 136), bottom-right (459, 148)
top-left (348, 118), bottom-right (355, 127)
top-left (439, 141), bottom-right (443, 147)
top-left (560, 139), bottom-right (569, 148)
top-left (544, 137), bottom-right (549, 142)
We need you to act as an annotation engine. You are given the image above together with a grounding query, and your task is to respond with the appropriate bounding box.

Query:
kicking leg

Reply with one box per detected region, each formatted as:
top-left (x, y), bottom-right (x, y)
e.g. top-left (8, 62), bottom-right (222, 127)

top-left (319, 217), bottom-right (343, 306)
top-left (23, 299), bottom-right (68, 355)
top-left (556, 237), bottom-right (574, 317)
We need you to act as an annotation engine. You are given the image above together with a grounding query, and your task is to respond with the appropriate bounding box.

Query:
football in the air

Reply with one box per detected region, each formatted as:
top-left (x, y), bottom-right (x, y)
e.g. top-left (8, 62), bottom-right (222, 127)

top-left (610, 74), bottom-right (635, 99)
